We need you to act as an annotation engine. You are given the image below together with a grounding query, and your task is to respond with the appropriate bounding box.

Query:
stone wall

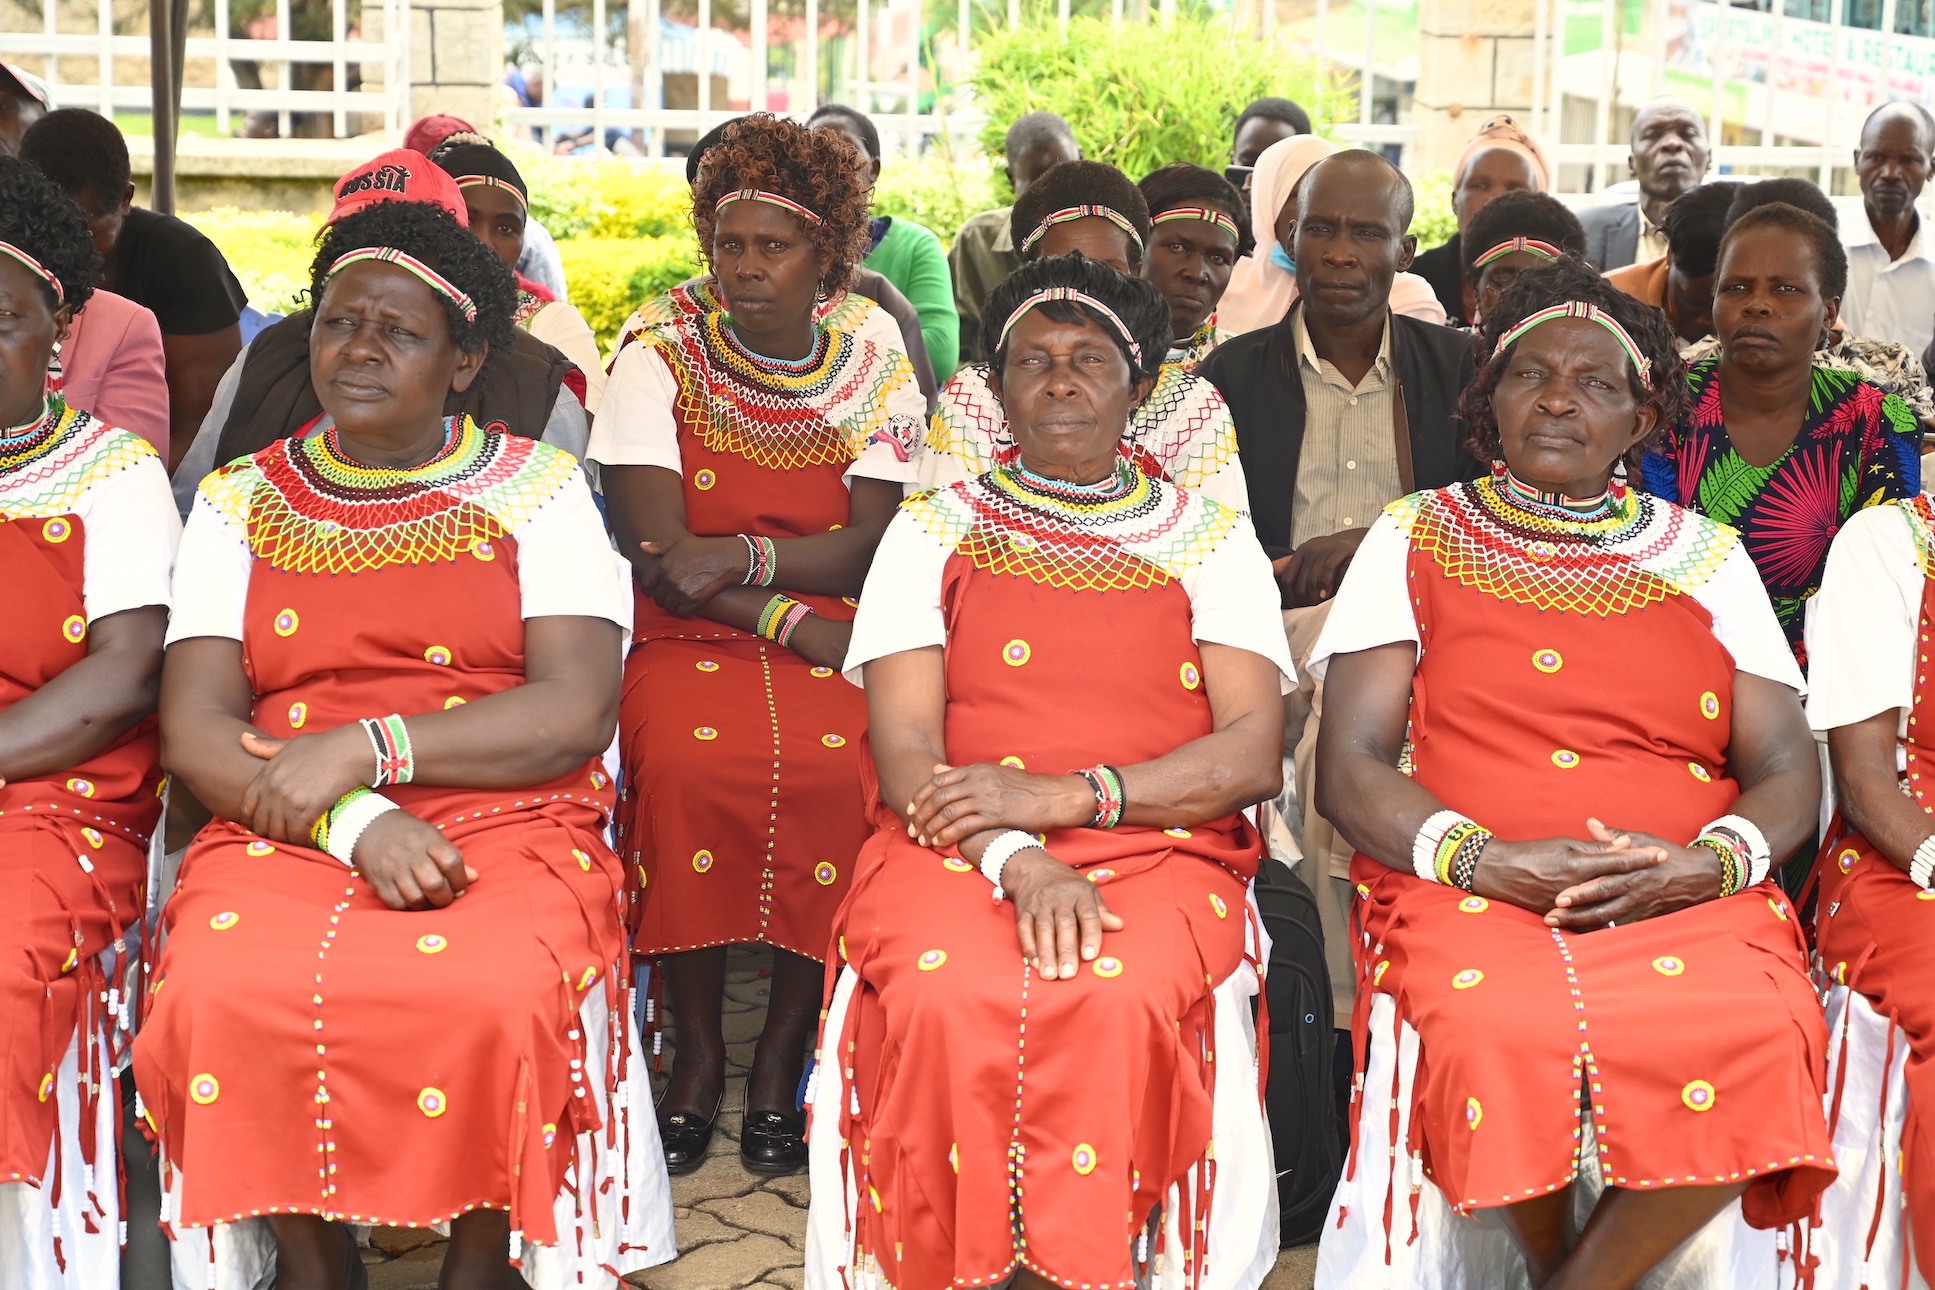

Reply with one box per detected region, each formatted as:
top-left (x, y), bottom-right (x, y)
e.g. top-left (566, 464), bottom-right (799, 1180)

top-left (409, 0), bottom-right (503, 128)
top-left (1412, 0), bottom-right (1538, 175)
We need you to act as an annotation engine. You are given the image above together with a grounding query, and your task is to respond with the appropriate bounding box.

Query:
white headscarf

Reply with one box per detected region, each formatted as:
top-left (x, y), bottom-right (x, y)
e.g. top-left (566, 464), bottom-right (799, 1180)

top-left (1218, 135), bottom-right (1449, 337)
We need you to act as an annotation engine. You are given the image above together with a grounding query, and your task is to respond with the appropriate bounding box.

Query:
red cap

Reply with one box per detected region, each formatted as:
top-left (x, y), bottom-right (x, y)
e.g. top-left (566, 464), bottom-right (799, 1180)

top-left (403, 113), bottom-right (476, 156)
top-left (329, 149), bottom-right (467, 226)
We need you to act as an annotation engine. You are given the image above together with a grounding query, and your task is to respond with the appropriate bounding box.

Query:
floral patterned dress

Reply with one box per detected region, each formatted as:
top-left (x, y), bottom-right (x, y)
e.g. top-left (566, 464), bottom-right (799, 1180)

top-left (1640, 359), bottom-right (1921, 668)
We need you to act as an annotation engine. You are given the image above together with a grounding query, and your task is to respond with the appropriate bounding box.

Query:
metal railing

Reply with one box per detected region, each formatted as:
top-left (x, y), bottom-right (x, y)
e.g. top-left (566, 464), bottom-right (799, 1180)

top-left (2, 0), bottom-right (411, 139)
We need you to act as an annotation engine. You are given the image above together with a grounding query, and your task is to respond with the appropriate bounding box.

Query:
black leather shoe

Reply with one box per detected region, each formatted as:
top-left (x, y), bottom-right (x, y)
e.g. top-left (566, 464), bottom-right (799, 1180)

top-left (658, 1095), bottom-right (723, 1176)
top-left (740, 1109), bottom-right (808, 1174)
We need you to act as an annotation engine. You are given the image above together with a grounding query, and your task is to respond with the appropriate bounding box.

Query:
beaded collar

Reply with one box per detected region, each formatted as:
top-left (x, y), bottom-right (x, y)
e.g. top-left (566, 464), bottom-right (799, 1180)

top-left (202, 416), bottom-right (577, 575)
top-left (1166, 318), bottom-right (1221, 372)
top-left (1494, 469), bottom-right (1617, 522)
top-left (1389, 475), bottom-right (1736, 616)
top-left (623, 279), bottom-right (877, 354)
top-left (512, 289), bottom-right (548, 330)
top-left (643, 311), bottom-right (917, 471)
top-left (0, 395), bottom-right (156, 520)
top-left (903, 464), bottom-right (1239, 592)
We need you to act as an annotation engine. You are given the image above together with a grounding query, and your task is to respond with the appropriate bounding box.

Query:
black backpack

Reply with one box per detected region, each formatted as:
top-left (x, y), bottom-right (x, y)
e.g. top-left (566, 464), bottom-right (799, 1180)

top-left (1254, 859), bottom-right (1343, 1247)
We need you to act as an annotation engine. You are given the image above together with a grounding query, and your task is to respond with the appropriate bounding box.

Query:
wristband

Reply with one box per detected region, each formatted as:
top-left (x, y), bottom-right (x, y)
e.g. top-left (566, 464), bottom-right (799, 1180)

top-left (1702, 813), bottom-right (1772, 887)
top-left (1912, 835), bottom-right (1935, 889)
top-left (979, 830), bottom-right (1041, 902)
top-left (1412, 809), bottom-right (1467, 882)
top-left (757, 594), bottom-right (804, 642)
top-left (1076, 765), bottom-right (1126, 829)
top-left (1691, 834), bottom-right (1745, 897)
top-left (741, 534), bottom-right (777, 587)
top-left (1433, 819), bottom-right (1493, 889)
top-left (361, 713), bottom-right (415, 786)
top-left (310, 787), bottom-right (401, 867)
top-left (774, 600), bottom-right (814, 648)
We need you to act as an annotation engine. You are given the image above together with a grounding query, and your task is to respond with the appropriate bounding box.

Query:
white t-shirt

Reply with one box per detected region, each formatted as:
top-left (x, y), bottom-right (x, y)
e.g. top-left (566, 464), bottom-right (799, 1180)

top-left (1308, 505), bottom-right (1805, 694)
top-left (1805, 500), bottom-right (1924, 740)
top-left (590, 325), bottom-right (925, 488)
top-left (0, 410), bottom-right (178, 622)
top-left (167, 445), bottom-right (630, 645)
top-left (844, 484), bottom-right (1295, 690)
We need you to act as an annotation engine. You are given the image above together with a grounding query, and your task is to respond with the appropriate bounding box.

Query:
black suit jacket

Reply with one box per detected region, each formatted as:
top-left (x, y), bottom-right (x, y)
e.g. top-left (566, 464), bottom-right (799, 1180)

top-left (1579, 202), bottom-right (1642, 272)
top-left (1407, 235), bottom-right (1466, 323)
top-left (1198, 303), bottom-right (1483, 556)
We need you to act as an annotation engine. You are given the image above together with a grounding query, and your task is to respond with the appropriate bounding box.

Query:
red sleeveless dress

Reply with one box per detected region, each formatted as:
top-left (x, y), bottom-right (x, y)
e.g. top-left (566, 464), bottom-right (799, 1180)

top-left (605, 313), bottom-right (922, 960)
top-left (1343, 480), bottom-right (1833, 1226)
top-left (0, 399), bottom-right (169, 1208)
top-left (134, 422), bottom-right (637, 1247)
top-left (828, 467), bottom-right (1287, 1290)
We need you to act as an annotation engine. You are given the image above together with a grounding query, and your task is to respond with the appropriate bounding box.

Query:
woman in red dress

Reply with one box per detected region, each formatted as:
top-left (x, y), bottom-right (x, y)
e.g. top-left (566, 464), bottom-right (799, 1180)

top-left (592, 115), bottom-right (925, 1175)
top-left (1312, 258), bottom-right (1833, 1288)
top-left (1803, 488), bottom-right (1935, 1286)
top-left (812, 253), bottom-right (1292, 1289)
top-left (135, 199), bottom-right (671, 1289)
top-left (0, 155), bottom-right (177, 1289)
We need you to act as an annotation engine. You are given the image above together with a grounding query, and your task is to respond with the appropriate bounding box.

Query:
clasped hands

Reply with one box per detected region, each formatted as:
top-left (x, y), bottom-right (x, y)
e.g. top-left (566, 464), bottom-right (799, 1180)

top-left (1486, 818), bottom-right (1728, 930)
top-left (905, 761), bottom-right (1123, 983)
top-left (637, 534), bottom-right (849, 669)
top-left (235, 724), bottom-right (475, 912)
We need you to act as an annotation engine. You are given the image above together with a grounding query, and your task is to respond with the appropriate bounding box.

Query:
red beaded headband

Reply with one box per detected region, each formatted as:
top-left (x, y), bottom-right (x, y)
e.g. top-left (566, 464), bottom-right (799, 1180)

top-left (322, 246), bottom-right (479, 323)
top-left (714, 189), bottom-right (823, 225)
top-left (1494, 300), bottom-right (1651, 382)
top-left (1151, 206), bottom-right (1241, 242)
top-left (1020, 205), bottom-right (1146, 257)
top-left (1473, 237), bottom-right (1564, 269)
top-left (454, 175), bottom-right (528, 210)
top-left (0, 240), bottom-right (64, 304)
top-left (997, 286), bottom-right (1144, 367)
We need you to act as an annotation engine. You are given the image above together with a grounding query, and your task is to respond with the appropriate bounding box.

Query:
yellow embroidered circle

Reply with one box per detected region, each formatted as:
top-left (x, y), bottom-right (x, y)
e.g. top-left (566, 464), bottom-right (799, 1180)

top-left (692, 850), bottom-right (714, 873)
top-left (423, 645), bottom-right (453, 666)
top-left (273, 609), bottom-right (300, 637)
top-left (1550, 750), bottom-right (1580, 769)
top-left (917, 949), bottom-right (947, 971)
top-left (814, 862), bottom-right (839, 885)
top-left (288, 701), bottom-right (308, 729)
top-left (1179, 662), bottom-right (1202, 691)
top-left (1092, 956), bottom-right (1125, 979)
top-left (190, 1075), bottom-right (221, 1105)
top-left (1531, 649), bottom-right (1563, 674)
top-left (1071, 1144), bottom-right (1099, 1175)
top-left (1452, 968), bottom-right (1484, 990)
top-left (1680, 1080), bottom-right (1716, 1113)
top-left (62, 615), bottom-right (86, 644)
top-left (1002, 639), bottom-right (1031, 667)
top-left (416, 934), bottom-right (449, 954)
top-left (417, 1087), bottom-right (448, 1118)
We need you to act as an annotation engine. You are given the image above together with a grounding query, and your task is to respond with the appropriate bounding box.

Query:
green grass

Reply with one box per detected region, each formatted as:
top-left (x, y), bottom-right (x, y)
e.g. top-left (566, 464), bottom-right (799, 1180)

top-left (113, 112), bottom-right (227, 138)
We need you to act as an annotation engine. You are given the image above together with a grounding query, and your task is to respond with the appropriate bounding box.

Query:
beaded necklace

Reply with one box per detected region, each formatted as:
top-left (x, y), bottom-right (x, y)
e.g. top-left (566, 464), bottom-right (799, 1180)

top-left (1390, 474), bottom-right (1735, 616)
top-left (0, 395), bottom-right (66, 472)
top-left (644, 311), bottom-right (914, 471)
top-left (207, 416), bottom-right (577, 575)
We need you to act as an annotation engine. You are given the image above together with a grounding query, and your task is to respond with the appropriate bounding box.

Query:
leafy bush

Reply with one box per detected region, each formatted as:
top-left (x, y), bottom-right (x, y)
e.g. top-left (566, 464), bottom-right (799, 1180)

top-left (184, 207), bottom-right (322, 316)
top-left (513, 148), bottom-right (696, 241)
top-left (558, 235), bottom-right (704, 352)
top-left (874, 153), bottom-right (999, 246)
top-left (971, 14), bottom-right (1355, 198)
top-left (1408, 170), bottom-right (1457, 251)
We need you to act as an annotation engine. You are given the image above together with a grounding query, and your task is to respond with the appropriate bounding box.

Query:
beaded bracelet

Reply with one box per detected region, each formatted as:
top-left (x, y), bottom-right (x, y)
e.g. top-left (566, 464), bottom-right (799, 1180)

top-left (1910, 835), bottom-right (1935, 889)
top-left (1075, 765), bottom-right (1126, 829)
top-left (1701, 813), bottom-right (1771, 887)
top-left (756, 594), bottom-right (801, 640)
top-left (979, 830), bottom-right (1040, 901)
top-left (774, 601), bottom-right (813, 648)
top-left (1412, 809), bottom-right (1467, 882)
top-left (741, 534), bottom-right (778, 587)
top-left (309, 786), bottom-right (401, 867)
top-left (1691, 833), bottom-right (1747, 897)
top-left (361, 713), bottom-right (415, 786)
top-left (1432, 819), bottom-right (1492, 889)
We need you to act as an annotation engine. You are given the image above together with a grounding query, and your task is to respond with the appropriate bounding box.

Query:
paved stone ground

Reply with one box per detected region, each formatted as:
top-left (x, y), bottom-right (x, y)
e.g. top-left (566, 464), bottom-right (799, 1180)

top-left (364, 948), bottom-right (1317, 1290)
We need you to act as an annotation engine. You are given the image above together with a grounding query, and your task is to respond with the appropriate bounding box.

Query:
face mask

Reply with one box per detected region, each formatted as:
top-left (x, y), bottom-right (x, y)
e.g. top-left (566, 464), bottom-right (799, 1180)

top-left (1269, 243), bottom-right (1296, 275)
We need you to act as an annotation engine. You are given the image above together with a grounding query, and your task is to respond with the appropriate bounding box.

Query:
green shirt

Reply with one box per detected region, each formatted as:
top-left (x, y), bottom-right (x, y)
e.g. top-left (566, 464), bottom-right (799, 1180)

top-left (947, 206), bottom-right (1020, 367)
top-left (867, 216), bottom-right (959, 381)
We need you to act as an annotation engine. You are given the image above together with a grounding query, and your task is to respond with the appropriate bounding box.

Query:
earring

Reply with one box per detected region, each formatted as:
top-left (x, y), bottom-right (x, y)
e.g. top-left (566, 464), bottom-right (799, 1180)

top-left (44, 338), bottom-right (64, 399)
top-left (1611, 457), bottom-right (1630, 500)
top-left (1490, 459), bottom-right (1508, 479)
top-left (815, 279), bottom-right (830, 303)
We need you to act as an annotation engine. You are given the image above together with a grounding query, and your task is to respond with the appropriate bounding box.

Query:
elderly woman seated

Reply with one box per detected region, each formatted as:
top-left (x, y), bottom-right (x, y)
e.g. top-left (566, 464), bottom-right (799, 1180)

top-left (1311, 258), bottom-right (1835, 1288)
top-left (806, 253), bottom-right (1293, 1289)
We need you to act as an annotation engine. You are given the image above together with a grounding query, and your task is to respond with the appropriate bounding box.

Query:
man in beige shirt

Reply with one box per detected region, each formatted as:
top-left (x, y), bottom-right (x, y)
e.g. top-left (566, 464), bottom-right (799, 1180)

top-left (1198, 150), bottom-right (1479, 1021)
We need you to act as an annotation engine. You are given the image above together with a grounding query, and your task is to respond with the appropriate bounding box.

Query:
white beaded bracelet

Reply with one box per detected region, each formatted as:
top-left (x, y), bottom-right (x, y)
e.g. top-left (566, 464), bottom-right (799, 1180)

top-left (1911, 835), bottom-right (1935, 889)
top-left (326, 792), bottom-right (402, 867)
top-left (1703, 813), bottom-right (1773, 887)
top-left (978, 830), bottom-right (1042, 902)
top-left (1412, 809), bottom-right (1467, 883)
